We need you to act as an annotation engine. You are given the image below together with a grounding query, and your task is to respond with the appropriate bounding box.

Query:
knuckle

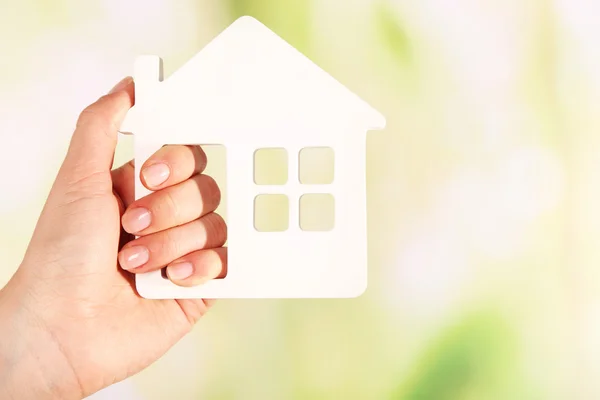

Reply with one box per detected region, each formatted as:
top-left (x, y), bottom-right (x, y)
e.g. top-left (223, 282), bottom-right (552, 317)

top-left (186, 145), bottom-right (207, 169)
top-left (76, 100), bottom-right (118, 138)
top-left (77, 104), bottom-right (103, 127)
top-left (200, 174), bottom-right (221, 208)
top-left (204, 213), bottom-right (227, 246)
top-left (157, 189), bottom-right (180, 220)
top-left (155, 229), bottom-right (181, 259)
top-left (206, 249), bottom-right (225, 271)
top-left (62, 171), bottom-right (112, 202)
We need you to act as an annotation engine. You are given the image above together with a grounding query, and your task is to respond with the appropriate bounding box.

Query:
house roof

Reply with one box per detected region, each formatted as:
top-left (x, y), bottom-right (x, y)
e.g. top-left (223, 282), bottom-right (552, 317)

top-left (120, 16), bottom-right (385, 138)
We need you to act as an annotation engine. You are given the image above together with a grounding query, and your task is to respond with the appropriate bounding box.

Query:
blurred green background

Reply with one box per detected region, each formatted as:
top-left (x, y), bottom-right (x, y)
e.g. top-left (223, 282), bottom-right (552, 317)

top-left (1, 0), bottom-right (599, 399)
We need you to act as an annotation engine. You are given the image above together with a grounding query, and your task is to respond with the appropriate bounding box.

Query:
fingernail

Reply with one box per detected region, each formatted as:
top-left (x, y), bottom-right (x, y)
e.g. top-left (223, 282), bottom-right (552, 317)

top-left (142, 163), bottom-right (170, 188)
top-left (119, 246), bottom-right (149, 270)
top-left (167, 262), bottom-right (194, 280)
top-left (122, 207), bottom-right (151, 234)
top-left (109, 76), bottom-right (132, 94)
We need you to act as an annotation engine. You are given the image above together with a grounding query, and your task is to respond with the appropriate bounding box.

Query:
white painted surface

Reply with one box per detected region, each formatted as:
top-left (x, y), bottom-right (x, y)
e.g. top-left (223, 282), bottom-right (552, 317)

top-left (122, 16), bottom-right (386, 299)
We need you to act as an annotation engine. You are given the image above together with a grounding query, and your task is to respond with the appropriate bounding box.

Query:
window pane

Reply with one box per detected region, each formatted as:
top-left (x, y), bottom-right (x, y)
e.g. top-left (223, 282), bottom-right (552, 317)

top-left (254, 148), bottom-right (288, 185)
top-left (299, 193), bottom-right (335, 231)
top-left (299, 147), bottom-right (334, 184)
top-left (254, 194), bottom-right (289, 232)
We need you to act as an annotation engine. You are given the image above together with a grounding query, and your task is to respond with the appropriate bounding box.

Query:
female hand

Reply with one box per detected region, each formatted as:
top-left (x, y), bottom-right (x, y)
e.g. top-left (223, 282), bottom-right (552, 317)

top-left (0, 77), bottom-right (226, 399)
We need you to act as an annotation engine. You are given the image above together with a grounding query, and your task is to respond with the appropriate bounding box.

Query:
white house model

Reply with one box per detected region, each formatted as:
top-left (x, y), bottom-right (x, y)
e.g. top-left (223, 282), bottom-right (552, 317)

top-left (119, 16), bottom-right (386, 299)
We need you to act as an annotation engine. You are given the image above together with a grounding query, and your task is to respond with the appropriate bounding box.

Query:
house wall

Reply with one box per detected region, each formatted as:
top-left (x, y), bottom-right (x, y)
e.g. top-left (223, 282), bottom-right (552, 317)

top-left (133, 108), bottom-right (372, 297)
top-left (199, 124), bottom-right (370, 298)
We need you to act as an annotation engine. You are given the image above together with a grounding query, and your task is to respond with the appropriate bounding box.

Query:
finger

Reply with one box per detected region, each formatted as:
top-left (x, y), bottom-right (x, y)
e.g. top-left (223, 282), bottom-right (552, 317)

top-left (140, 145), bottom-right (207, 190)
top-left (121, 174), bottom-right (220, 235)
top-left (118, 212), bottom-right (227, 272)
top-left (60, 77), bottom-right (134, 183)
top-left (165, 247), bottom-right (227, 287)
top-left (176, 298), bottom-right (217, 325)
top-left (111, 159), bottom-right (136, 209)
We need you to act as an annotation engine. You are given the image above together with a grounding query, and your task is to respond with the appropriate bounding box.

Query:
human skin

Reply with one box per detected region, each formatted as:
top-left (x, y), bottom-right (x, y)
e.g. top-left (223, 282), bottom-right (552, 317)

top-left (0, 77), bottom-right (227, 399)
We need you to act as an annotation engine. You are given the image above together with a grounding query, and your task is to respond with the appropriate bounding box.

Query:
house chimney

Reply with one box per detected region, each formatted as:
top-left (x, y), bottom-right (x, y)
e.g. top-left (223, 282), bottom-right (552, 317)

top-left (118, 55), bottom-right (163, 135)
top-left (134, 55), bottom-right (163, 106)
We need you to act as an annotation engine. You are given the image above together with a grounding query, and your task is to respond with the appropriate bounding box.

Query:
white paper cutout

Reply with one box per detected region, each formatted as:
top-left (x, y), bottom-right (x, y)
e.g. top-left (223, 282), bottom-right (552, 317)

top-left (119, 16), bottom-right (386, 299)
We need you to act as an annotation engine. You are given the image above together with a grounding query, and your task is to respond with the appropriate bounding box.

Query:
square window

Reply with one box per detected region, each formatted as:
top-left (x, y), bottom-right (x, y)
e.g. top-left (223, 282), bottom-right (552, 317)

top-left (299, 194), bottom-right (335, 231)
top-left (254, 148), bottom-right (288, 185)
top-left (299, 147), bottom-right (334, 184)
top-left (254, 194), bottom-right (289, 232)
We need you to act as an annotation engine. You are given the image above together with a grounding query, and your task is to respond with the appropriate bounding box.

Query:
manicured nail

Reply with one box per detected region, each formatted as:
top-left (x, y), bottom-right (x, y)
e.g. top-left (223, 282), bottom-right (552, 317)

top-left (109, 76), bottom-right (132, 94)
top-left (142, 163), bottom-right (170, 188)
top-left (122, 207), bottom-right (151, 234)
top-left (167, 262), bottom-right (194, 280)
top-left (119, 246), bottom-right (149, 270)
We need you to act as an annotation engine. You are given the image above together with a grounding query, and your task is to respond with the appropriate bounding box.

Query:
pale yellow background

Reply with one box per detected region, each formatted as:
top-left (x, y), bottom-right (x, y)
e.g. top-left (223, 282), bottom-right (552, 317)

top-left (1, 0), bottom-right (600, 399)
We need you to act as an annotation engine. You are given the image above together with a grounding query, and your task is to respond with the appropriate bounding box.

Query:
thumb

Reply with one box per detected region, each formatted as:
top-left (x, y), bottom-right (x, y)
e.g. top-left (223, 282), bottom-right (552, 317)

top-left (61, 77), bottom-right (134, 181)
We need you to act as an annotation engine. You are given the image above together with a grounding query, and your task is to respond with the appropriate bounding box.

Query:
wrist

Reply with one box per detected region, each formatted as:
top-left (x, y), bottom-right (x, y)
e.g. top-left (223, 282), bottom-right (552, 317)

top-left (0, 272), bottom-right (83, 400)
